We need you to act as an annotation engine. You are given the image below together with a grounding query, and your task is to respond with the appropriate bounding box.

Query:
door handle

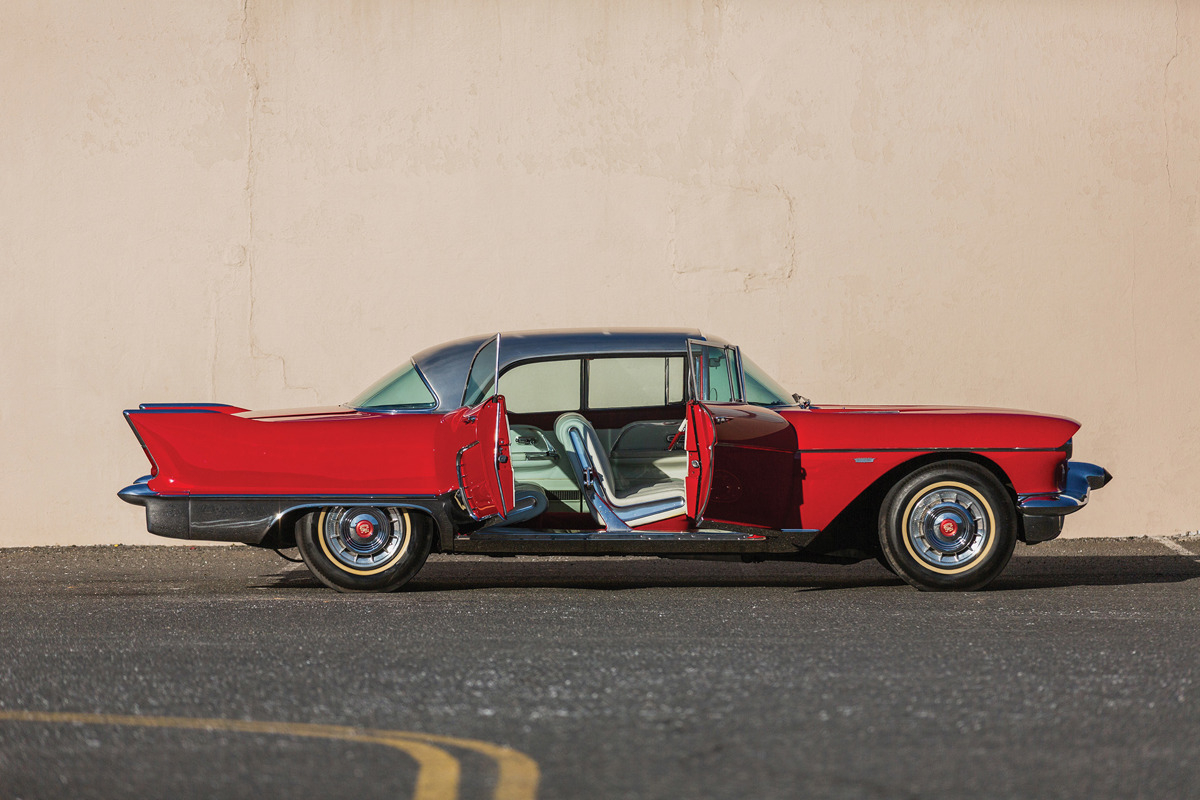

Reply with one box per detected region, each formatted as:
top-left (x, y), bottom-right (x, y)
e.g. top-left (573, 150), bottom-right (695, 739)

top-left (712, 416), bottom-right (731, 424)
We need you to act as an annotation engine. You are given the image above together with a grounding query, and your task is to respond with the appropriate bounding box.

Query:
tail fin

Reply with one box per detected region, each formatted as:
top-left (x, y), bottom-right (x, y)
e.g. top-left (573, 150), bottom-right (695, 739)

top-left (123, 404), bottom-right (246, 486)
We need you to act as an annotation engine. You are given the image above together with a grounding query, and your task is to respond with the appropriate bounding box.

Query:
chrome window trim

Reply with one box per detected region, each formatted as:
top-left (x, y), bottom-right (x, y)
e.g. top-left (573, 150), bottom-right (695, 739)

top-left (461, 335), bottom-right (501, 408)
top-left (492, 352), bottom-right (691, 415)
top-left (686, 339), bottom-right (745, 404)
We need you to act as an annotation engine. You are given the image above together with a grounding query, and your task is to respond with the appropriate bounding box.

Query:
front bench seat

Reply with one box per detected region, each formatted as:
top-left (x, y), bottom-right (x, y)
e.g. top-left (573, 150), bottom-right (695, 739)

top-left (553, 412), bottom-right (686, 529)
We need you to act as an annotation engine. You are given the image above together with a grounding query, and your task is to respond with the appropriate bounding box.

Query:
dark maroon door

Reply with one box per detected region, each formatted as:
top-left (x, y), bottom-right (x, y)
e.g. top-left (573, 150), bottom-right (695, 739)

top-left (693, 401), bottom-right (797, 529)
top-left (685, 338), bottom-right (796, 529)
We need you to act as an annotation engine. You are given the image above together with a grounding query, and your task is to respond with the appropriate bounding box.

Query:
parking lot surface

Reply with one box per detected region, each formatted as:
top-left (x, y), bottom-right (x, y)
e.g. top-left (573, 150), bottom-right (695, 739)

top-left (1, 536), bottom-right (1198, 799)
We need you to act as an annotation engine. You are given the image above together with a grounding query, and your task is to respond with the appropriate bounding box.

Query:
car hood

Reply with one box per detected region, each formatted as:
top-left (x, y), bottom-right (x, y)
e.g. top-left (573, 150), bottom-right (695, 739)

top-left (779, 405), bottom-right (1080, 451)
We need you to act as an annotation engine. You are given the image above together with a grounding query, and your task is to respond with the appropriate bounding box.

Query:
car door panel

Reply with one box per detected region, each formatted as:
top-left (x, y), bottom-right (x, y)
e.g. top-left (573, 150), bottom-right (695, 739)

top-left (449, 395), bottom-right (515, 520)
top-left (686, 403), bottom-right (717, 520)
top-left (684, 339), bottom-right (798, 529)
top-left (687, 401), bottom-right (797, 528)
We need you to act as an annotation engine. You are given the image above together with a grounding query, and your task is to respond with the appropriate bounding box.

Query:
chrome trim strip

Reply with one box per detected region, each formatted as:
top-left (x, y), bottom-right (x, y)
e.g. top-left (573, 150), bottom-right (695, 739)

top-left (491, 397), bottom-right (509, 519)
top-left (465, 530), bottom-right (768, 541)
top-left (138, 403), bottom-right (237, 409)
top-left (127, 408), bottom-right (223, 415)
top-left (732, 343), bottom-right (746, 401)
top-left (1018, 461), bottom-right (1112, 517)
top-left (455, 441), bottom-right (483, 521)
top-left (781, 528), bottom-right (820, 547)
top-left (121, 412), bottom-right (160, 478)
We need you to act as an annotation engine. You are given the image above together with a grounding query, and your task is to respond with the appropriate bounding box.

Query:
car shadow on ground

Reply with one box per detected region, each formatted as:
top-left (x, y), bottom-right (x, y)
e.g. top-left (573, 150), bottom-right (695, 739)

top-left (989, 555), bottom-right (1200, 591)
top-left (252, 555), bottom-right (1200, 593)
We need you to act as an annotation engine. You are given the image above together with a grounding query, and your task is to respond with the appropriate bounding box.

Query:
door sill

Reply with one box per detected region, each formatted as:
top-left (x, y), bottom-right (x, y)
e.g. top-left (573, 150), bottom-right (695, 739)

top-left (451, 528), bottom-right (815, 555)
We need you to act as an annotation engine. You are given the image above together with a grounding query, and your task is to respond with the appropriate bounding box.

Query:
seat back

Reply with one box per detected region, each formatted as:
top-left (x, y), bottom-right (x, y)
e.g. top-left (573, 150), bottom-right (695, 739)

top-left (554, 412), bottom-right (687, 530)
top-left (553, 413), bottom-right (620, 506)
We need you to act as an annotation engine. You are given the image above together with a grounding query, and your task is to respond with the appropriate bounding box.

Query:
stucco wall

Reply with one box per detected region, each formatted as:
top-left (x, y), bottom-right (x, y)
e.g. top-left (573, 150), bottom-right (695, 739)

top-left (1, 0), bottom-right (1196, 546)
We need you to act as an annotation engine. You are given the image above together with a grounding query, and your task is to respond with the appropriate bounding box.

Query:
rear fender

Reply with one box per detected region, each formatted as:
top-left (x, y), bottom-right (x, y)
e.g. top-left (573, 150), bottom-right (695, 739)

top-left (123, 406), bottom-right (447, 495)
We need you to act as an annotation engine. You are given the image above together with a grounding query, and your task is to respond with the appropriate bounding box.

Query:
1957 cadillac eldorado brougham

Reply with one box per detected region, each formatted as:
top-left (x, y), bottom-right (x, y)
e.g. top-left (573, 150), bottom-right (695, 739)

top-left (120, 329), bottom-right (1110, 592)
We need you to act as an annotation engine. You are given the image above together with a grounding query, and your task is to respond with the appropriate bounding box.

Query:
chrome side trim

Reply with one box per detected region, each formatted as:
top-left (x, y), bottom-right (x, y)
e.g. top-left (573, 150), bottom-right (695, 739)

top-left (1018, 461), bottom-right (1112, 517)
top-left (781, 528), bottom-right (821, 548)
top-left (138, 403), bottom-right (237, 410)
top-left (455, 441), bottom-right (483, 521)
top-left (491, 395), bottom-right (510, 519)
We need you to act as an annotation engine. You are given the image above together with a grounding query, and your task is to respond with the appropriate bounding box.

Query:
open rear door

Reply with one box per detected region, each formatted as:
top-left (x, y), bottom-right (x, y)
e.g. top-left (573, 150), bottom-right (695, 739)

top-left (685, 340), bottom-right (797, 529)
top-left (450, 336), bottom-right (516, 521)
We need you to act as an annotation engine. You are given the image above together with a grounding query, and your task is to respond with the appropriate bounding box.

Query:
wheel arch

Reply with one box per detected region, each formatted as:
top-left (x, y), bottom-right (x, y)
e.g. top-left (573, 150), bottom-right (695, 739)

top-left (253, 501), bottom-right (450, 553)
top-left (809, 451), bottom-right (1015, 558)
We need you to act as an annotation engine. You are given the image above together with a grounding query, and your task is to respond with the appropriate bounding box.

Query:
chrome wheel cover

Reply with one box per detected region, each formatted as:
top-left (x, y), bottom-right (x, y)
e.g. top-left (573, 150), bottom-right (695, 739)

top-left (904, 484), bottom-right (991, 569)
top-left (320, 506), bottom-right (408, 573)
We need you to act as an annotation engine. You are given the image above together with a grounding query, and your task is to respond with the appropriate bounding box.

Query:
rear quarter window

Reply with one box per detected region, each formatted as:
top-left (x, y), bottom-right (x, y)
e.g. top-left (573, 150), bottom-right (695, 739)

top-left (500, 359), bottom-right (582, 413)
top-left (587, 356), bottom-right (683, 409)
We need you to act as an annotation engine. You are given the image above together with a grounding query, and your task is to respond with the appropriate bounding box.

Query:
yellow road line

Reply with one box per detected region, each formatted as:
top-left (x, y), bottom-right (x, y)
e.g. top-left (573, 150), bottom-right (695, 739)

top-left (392, 731), bottom-right (541, 800)
top-left (0, 710), bottom-right (538, 800)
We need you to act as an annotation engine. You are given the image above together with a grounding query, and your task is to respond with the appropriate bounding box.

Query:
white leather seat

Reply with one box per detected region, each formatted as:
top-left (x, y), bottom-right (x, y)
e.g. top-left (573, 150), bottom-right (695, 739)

top-left (553, 413), bottom-right (686, 528)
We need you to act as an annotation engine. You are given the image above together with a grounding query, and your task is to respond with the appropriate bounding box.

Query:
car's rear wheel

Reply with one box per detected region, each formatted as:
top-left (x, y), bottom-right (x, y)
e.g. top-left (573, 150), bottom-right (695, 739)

top-left (295, 506), bottom-right (432, 592)
top-left (878, 461), bottom-right (1016, 591)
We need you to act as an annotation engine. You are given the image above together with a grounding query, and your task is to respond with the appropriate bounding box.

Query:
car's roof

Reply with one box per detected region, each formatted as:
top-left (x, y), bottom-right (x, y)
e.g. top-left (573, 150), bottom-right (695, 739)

top-left (412, 328), bottom-right (726, 412)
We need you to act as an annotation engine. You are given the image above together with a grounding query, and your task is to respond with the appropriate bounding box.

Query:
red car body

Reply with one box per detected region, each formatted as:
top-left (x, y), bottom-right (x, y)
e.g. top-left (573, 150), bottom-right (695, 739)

top-left (121, 329), bottom-right (1109, 591)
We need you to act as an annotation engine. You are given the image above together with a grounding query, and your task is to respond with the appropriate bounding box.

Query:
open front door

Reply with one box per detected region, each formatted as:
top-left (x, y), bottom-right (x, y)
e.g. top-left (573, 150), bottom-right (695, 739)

top-left (685, 402), bottom-right (716, 520)
top-left (450, 336), bottom-right (516, 521)
top-left (685, 340), bottom-right (797, 529)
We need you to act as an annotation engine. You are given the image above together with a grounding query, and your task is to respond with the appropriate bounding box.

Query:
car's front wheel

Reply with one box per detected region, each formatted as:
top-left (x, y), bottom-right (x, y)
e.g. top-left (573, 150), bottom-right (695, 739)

top-left (878, 461), bottom-right (1016, 591)
top-left (295, 506), bottom-right (432, 592)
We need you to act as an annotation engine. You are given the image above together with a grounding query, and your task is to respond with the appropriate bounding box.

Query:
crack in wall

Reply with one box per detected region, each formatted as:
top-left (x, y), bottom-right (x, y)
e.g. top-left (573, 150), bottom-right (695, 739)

top-left (237, 0), bottom-right (314, 401)
top-left (1163, 0), bottom-right (1180, 198)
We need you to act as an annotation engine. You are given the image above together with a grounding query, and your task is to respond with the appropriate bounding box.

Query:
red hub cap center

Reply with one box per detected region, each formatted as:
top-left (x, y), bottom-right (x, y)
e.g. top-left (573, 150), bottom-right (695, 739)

top-left (939, 519), bottom-right (959, 537)
top-left (355, 520), bottom-right (374, 538)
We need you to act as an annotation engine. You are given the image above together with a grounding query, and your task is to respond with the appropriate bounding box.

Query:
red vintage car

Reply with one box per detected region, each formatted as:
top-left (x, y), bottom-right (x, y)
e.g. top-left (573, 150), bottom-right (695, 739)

top-left (120, 329), bottom-right (1110, 592)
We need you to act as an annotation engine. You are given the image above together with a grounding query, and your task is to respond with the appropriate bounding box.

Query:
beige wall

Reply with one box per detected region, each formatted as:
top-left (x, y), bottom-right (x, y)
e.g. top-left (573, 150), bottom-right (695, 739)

top-left (1, 1), bottom-right (1196, 546)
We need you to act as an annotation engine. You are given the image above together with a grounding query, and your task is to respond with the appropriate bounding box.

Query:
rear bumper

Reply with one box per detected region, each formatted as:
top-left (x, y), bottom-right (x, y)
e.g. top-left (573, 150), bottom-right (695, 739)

top-left (1017, 461), bottom-right (1112, 543)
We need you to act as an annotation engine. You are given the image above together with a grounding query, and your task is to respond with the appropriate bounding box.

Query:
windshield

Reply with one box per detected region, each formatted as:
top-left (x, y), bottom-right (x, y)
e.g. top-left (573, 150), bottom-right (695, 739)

top-left (350, 360), bottom-right (437, 410)
top-left (743, 356), bottom-right (799, 407)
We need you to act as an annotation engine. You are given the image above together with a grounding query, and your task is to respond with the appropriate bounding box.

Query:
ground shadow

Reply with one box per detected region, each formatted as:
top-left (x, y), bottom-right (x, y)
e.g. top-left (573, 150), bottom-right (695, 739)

top-left (989, 554), bottom-right (1200, 591)
top-left (250, 555), bottom-right (1200, 593)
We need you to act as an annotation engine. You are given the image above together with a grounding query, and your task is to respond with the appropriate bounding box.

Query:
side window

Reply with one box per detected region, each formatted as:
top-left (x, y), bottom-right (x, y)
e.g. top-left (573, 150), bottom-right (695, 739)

top-left (587, 357), bottom-right (684, 409)
top-left (463, 337), bottom-right (498, 407)
top-left (667, 356), bottom-right (684, 403)
top-left (500, 359), bottom-right (582, 413)
top-left (689, 343), bottom-right (743, 403)
top-left (742, 356), bottom-right (797, 407)
top-left (351, 361), bottom-right (437, 410)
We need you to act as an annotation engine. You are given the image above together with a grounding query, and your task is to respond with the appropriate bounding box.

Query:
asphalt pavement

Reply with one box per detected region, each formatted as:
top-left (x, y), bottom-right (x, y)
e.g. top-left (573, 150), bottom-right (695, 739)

top-left (1, 536), bottom-right (1198, 799)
